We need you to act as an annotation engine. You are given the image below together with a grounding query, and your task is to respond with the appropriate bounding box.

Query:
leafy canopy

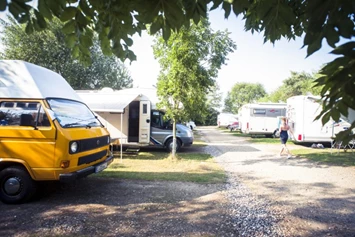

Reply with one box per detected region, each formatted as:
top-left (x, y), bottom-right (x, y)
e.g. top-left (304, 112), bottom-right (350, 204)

top-left (259, 71), bottom-right (322, 103)
top-left (1, 0), bottom-right (355, 141)
top-left (0, 17), bottom-right (133, 90)
top-left (224, 82), bottom-right (266, 113)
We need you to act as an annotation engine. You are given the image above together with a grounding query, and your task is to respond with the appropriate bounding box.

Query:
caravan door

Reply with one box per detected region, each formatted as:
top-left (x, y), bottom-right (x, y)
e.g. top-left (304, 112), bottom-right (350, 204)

top-left (139, 100), bottom-right (151, 144)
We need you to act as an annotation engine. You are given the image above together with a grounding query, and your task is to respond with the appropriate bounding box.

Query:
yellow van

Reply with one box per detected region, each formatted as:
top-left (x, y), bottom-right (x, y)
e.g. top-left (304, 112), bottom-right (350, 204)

top-left (0, 60), bottom-right (113, 204)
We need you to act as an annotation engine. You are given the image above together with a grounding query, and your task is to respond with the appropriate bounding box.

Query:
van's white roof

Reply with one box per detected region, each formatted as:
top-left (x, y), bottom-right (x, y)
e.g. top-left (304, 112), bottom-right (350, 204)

top-left (0, 60), bottom-right (82, 101)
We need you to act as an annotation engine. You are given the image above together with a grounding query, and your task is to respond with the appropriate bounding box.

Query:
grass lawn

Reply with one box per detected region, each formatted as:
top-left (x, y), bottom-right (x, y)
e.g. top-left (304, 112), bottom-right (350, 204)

top-left (292, 148), bottom-right (355, 166)
top-left (97, 151), bottom-right (226, 183)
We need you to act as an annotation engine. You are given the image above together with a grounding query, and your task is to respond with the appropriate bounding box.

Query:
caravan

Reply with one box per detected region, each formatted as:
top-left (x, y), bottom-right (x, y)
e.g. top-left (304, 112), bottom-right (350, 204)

top-left (77, 88), bottom-right (194, 152)
top-left (239, 103), bottom-right (287, 137)
top-left (286, 95), bottom-right (351, 143)
top-left (0, 61), bottom-right (113, 204)
top-left (217, 113), bottom-right (238, 128)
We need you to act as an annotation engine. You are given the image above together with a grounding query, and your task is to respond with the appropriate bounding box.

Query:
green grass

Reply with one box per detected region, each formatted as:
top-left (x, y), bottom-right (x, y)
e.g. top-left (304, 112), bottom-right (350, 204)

top-left (97, 151), bottom-right (226, 183)
top-left (292, 148), bottom-right (355, 166)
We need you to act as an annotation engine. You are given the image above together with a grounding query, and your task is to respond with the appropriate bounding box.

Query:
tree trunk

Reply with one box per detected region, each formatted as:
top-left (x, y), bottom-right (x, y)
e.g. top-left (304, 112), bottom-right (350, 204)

top-left (172, 120), bottom-right (176, 158)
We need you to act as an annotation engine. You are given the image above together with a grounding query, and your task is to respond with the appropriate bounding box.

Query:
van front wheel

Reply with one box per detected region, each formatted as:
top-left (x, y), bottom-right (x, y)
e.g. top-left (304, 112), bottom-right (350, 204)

top-left (166, 138), bottom-right (182, 152)
top-left (0, 166), bottom-right (37, 204)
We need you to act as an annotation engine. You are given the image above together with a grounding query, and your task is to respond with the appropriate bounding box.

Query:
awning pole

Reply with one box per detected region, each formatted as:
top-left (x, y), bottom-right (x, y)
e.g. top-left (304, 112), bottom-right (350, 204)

top-left (120, 112), bottom-right (123, 163)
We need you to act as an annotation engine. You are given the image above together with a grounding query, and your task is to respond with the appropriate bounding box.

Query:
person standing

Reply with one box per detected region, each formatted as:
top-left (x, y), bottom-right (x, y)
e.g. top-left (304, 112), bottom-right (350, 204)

top-left (279, 117), bottom-right (294, 159)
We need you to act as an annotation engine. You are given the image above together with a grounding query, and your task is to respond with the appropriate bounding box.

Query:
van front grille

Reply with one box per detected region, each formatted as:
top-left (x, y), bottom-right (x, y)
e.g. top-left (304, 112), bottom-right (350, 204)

top-left (69, 135), bottom-right (109, 154)
top-left (78, 150), bottom-right (107, 165)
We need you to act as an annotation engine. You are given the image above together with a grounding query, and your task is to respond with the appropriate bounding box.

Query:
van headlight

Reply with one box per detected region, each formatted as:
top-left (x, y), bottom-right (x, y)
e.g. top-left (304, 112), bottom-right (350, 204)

top-left (70, 142), bottom-right (78, 153)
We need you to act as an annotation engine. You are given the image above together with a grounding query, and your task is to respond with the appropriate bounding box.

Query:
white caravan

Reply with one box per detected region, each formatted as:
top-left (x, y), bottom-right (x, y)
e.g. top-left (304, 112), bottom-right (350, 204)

top-left (286, 95), bottom-right (351, 143)
top-left (77, 88), bottom-right (194, 152)
top-left (217, 112), bottom-right (238, 128)
top-left (239, 103), bottom-right (287, 137)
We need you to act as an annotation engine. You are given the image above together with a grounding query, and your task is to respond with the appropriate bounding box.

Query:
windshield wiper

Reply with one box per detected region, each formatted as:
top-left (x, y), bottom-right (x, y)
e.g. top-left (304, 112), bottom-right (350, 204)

top-left (63, 118), bottom-right (97, 128)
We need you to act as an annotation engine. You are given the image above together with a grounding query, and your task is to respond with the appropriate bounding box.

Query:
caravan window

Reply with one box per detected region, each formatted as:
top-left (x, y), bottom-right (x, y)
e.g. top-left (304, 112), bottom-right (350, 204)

top-left (253, 109), bottom-right (266, 115)
top-left (143, 104), bottom-right (147, 114)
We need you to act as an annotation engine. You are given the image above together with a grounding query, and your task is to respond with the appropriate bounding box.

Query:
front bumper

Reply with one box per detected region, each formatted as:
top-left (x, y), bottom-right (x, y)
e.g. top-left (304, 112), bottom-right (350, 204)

top-left (181, 137), bottom-right (194, 147)
top-left (59, 155), bottom-right (114, 183)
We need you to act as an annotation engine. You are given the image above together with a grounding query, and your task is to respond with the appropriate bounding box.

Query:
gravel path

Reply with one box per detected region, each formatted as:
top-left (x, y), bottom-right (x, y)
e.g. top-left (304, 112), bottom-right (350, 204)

top-left (200, 126), bottom-right (355, 237)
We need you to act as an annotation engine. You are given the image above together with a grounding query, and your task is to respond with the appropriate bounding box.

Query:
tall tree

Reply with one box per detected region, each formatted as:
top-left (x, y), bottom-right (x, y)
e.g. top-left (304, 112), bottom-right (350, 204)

top-left (1, 0), bottom-right (354, 142)
top-left (153, 18), bottom-right (236, 156)
top-left (0, 17), bottom-right (133, 90)
top-left (225, 82), bottom-right (266, 114)
top-left (260, 71), bottom-right (322, 103)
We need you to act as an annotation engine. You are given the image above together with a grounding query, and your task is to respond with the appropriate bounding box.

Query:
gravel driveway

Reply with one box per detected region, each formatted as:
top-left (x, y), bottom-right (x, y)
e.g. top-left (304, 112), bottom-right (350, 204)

top-left (1, 126), bottom-right (354, 237)
top-left (200, 126), bottom-right (355, 237)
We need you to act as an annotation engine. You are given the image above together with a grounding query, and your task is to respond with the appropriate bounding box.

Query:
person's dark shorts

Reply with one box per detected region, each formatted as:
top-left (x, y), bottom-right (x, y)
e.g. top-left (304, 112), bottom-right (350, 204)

top-left (280, 137), bottom-right (288, 144)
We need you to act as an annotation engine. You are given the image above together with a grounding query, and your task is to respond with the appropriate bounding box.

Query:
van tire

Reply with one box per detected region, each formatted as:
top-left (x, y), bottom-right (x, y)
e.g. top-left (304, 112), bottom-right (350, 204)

top-left (165, 138), bottom-right (182, 152)
top-left (0, 166), bottom-right (37, 204)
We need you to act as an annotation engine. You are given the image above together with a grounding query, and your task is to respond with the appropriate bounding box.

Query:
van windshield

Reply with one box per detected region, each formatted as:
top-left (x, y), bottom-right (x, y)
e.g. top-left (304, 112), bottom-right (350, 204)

top-left (47, 99), bottom-right (101, 128)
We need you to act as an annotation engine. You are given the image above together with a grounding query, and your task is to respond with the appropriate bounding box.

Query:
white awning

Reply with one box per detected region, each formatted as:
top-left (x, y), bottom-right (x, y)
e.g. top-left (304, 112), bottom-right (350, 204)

top-left (77, 92), bottom-right (140, 113)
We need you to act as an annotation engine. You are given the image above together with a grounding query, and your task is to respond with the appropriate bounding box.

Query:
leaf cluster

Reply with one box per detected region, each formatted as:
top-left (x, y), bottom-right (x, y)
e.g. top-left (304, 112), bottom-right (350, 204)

top-left (224, 82), bottom-right (266, 113)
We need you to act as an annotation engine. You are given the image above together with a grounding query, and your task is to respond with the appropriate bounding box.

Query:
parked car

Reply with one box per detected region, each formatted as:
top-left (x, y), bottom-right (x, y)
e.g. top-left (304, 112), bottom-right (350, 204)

top-left (228, 121), bottom-right (239, 131)
top-left (185, 121), bottom-right (197, 130)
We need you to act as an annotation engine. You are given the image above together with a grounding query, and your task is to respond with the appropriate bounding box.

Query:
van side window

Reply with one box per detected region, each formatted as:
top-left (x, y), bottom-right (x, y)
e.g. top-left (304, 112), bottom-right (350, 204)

top-left (151, 111), bottom-right (163, 128)
top-left (0, 101), bottom-right (50, 127)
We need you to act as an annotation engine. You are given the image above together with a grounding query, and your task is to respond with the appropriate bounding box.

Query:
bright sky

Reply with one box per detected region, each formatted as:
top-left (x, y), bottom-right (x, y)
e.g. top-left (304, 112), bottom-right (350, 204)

top-left (124, 8), bottom-right (337, 97)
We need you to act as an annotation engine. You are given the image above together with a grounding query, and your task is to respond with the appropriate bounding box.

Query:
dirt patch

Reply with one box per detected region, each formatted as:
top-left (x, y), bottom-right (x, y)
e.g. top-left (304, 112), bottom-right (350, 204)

top-left (0, 178), bottom-right (235, 237)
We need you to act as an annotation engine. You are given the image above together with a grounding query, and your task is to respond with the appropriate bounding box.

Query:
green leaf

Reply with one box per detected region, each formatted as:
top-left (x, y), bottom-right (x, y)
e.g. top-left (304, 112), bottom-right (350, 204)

top-left (192, 11), bottom-right (200, 25)
top-left (337, 18), bottom-right (354, 39)
top-left (79, 34), bottom-right (93, 48)
top-left (38, 0), bottom-right (52, 19)
top-left (150, 21), bottom-right (161, 35)
top-left (65, 33), bottom-right (77, 48)
top-left (34, 9), bottom-right (47, 29)
top-left (8, 2), bottom-right (23, 19)
top-left (60, 6), bottom-right (77, 21)
top-left (306, 36), bottom-right (322, 57)
top-left (330, 42), bottom-right (355, 56)
top-left (72, 45), bottom-right (80, 58)
top-left (25, 21), bottom-right (33, 34)
top-left (325, 27), bottom-right (339, 48)
top-left (75, 10), bottom-right (89, 26)
top-left (222, 2), bottom-right (231, 19)
top-left (123, 37), bottom-right (133, 47)
top-left (162, 26), bottom-right (171, 41)
top-left (79, 0), bottom-right (94, 18)
top-left (45, 0), bottom-right (62, 17)
top-left (210, 0), bottom-right (222, 11)
top-left (127, 50), bottom-right (137, 62)
top-left (321, 111), bottom-right (331, 125)
top-left (0, 0), bottom-right (7, 11)
top-left (62, 20), bottom-right (76, 34)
